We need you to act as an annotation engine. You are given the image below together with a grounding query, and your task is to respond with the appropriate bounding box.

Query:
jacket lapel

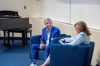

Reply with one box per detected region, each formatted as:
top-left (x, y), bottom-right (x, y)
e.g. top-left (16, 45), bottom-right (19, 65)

top-left (50, 26), bottom-right (54, 38)
top-left (45, 29), bottom-right (47, 41)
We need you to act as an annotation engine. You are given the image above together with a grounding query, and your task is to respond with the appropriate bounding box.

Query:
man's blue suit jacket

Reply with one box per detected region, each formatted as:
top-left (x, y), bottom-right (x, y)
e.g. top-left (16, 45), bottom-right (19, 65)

top-left (40, 26), bottom-right (60, 45)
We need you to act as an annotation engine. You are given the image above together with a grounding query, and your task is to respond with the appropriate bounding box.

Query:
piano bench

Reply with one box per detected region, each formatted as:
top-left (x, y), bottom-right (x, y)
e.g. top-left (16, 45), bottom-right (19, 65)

top-left (11, 29), bottom-right (32, 48)
top-left (3, 29), bottom-right (32, 48)
top-left (26, 30), bottom-right (32, 36)
top-left (12, 29), bottom-right (32, 42)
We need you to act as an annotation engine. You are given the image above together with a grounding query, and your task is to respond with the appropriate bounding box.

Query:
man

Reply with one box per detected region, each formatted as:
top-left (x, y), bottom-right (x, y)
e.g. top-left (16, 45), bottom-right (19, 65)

top-left (30, 18), bottom-right (60, 66)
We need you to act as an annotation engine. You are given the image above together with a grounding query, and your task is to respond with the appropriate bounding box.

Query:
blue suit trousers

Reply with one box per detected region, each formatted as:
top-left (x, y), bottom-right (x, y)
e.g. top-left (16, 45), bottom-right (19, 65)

top-left (31, 44), bottom-right (50, 61)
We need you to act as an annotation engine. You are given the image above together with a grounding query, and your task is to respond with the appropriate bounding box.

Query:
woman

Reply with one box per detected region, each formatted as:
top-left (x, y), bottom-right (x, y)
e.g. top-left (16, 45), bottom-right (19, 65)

top-left (40, 21), bottom-right (91, 66)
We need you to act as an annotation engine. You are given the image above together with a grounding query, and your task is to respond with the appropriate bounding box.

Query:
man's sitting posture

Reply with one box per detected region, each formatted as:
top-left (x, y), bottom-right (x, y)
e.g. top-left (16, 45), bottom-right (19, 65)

top-left (30, 18), bottom-right (60, 66)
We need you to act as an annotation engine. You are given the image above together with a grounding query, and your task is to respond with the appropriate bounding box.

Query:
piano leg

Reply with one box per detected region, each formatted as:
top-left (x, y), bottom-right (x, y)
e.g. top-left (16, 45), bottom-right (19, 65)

top-left (3, 30), bottom-right (6, 46)
top-left (7, 30), bottom-right (12, 46)
top-left (22, 31), bottom-right (25, 48)
top-left (12, 31), bottom-right (14, 43)
top-left (25, 30), bottom-right (32, 45)
top-left (26, 31), bottom-right (27, 45)
top-left (3, 30), bottom-right (11, 47)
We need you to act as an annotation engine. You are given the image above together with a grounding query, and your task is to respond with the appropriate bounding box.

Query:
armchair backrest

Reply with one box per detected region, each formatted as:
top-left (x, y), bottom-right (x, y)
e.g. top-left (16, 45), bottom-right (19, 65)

top-left (52, 35), bottom-right (71, 44)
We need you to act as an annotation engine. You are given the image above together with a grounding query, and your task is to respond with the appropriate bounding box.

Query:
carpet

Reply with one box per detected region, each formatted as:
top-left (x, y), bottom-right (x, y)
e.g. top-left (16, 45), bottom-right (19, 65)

top-left (0, 40), bottom-right (44, 66)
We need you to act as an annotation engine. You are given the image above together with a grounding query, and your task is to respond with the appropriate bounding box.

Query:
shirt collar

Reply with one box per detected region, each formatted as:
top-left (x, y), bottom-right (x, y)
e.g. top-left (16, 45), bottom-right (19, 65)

top-left (46, 26), bottom-right (52, 32)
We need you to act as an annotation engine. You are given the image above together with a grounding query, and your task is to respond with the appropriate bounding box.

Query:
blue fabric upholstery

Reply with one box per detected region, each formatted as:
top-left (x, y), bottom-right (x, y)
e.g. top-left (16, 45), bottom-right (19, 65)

top-left (50, 42), bottom-right (95, 66)
top-left (29, 34), bottom-right (71, 61)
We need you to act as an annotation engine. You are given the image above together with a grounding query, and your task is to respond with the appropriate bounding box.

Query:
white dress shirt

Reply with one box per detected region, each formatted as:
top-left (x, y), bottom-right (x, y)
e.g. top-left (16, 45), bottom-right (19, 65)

top-left (46, 28), bottom-right (52, 45)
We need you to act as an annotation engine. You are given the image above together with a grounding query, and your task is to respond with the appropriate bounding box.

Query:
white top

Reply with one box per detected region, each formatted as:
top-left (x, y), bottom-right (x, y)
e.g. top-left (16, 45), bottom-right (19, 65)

top-left (63, 32), bottom-right (90, 46)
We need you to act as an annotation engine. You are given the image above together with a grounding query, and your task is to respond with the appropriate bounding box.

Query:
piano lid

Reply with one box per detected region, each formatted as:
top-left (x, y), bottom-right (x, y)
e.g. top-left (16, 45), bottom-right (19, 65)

top-left (0, 15), bottom-right (21, 18)
top-left (0, 10), bottom-right (21, 18)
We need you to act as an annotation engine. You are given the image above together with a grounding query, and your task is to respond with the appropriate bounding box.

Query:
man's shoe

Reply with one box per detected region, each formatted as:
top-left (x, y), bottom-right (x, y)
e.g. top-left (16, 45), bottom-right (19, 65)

top-left (30, 63), bottom-right (33, 66)
top-left (30, 63), bottom-right (37, 66)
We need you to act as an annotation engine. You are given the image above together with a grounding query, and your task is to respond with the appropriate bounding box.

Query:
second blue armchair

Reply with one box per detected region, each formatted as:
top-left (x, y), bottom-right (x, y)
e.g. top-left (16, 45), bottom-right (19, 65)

top-left (50, 42), bottom-right (95, 66)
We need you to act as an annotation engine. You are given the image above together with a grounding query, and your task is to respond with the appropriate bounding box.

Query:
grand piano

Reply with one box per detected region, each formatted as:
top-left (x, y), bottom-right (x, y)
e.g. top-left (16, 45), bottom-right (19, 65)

top-left (0, 10), bottom-right (32, 48)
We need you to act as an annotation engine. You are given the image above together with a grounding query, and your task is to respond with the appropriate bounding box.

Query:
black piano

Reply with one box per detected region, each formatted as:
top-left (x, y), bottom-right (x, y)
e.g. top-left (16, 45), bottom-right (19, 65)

top-left (0, 10), bottom-right (32, 48)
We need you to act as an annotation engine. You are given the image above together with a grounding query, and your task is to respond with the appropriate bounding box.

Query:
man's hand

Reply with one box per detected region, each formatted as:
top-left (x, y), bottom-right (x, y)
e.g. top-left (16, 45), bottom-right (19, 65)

top-left (40, 44), bottom-right (46, 49)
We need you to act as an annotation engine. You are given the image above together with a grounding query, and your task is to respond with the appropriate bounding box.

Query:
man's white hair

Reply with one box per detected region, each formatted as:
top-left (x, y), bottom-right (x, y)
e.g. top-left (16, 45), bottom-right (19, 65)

top-left (44, 18), bottom-right (52, 23)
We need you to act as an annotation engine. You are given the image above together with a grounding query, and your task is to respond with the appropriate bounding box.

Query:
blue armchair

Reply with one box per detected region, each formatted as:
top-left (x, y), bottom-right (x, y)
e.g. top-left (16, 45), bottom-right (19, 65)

top-left (29, 34), bottom-right (71, 61)
top-left (50, 42), bottom-right (95, 66)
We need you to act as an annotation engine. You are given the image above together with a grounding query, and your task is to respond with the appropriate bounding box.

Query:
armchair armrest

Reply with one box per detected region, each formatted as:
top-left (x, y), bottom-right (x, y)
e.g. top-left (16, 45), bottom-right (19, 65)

top-left (30, 35), bottom-right (41, 45)
top-left (52, 35), bottom-right (71, 44)
top-left (29, 35), bottom-right (41, 58)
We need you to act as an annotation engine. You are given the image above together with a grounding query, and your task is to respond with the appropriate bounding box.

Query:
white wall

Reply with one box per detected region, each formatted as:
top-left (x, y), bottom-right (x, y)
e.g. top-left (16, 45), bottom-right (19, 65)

top-left (31, 17), bottom-right (100, 66)
top-left (0, 0), bottom-right (40, 37)
top-left (71, 0), bottom-right (100, 30)
top-left (40, 0), bottom-right (100, 30)
top-left (40, 0), bottom-right (70, 23)
top-left (0, 0), bottom-right (40, 17)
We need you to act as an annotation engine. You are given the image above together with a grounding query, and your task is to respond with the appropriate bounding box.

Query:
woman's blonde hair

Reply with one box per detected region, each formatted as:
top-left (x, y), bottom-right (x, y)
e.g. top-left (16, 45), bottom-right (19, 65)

top-left (74, 21), bottom-right (91, 36)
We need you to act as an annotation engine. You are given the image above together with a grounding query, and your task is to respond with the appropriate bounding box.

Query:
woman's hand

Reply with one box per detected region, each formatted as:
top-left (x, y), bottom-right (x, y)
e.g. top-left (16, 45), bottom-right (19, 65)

top-left (58, 38), bottom-right (65, 42)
